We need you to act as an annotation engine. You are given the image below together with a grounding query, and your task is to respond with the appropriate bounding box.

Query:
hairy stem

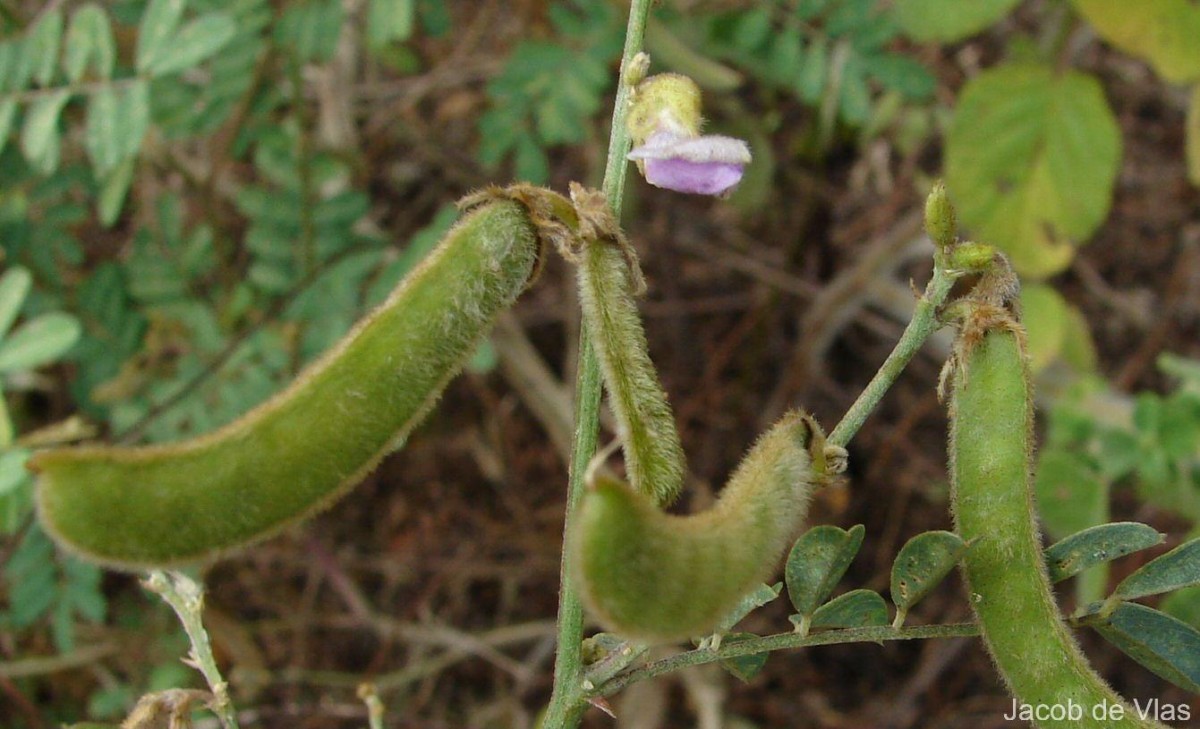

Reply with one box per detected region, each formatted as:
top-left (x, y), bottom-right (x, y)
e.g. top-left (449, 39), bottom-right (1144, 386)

top-left (144, 571), bottom-right (239, 729)
top-left (827, 255), bottom-right (958, 449)
top-left (542, 1), bottom-right (653, 726)
top-left (591, 623), bottom-right (980, 697)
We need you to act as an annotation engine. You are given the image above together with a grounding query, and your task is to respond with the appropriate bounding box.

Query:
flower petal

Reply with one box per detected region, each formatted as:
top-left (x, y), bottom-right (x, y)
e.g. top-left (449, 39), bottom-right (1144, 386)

top-left (643, 158), bottom-right (746, 196)
top-left (629, 134), bottom-right (751, 165)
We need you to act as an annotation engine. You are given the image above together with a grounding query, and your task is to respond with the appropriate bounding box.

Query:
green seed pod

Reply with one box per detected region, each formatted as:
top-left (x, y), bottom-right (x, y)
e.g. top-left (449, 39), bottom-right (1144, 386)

top-left (571, 411), bottom-right (823, 643)
top-left (32, 200), bottom-right (542, 569)
top-left (576, 233), bottom-right (685, 507)
top-left (948, 308), bottom-right (1164, 729)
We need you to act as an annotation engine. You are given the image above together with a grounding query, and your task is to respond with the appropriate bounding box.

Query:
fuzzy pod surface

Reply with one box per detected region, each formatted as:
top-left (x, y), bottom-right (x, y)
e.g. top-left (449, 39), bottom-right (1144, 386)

top-left (571, 410), bottom-right (819, 643)
top-left (33, 200), bottom-right (541, 569)
top-left (949, 319), bottom-right (1163, 729)
top-left (577, 238), bottom-right (685, 507)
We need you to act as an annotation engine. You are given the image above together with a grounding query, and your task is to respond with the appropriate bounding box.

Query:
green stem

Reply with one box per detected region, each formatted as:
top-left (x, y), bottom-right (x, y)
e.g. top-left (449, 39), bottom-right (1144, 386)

top-left (590, 622), bottom-right (980, 697)
top-left (827, 255), bottom-right (958, 449)
top-left (542, 2), bottom-right (653, 727)
top-left (144, 571), bottom-right (240, 729)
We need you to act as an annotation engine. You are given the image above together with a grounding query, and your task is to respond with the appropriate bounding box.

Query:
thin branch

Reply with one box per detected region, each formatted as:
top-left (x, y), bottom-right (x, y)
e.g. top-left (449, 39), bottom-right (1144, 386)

top-left (826, 253), bottom-right (960, 449)
top-left (591, 623), bottom-right (981, 697)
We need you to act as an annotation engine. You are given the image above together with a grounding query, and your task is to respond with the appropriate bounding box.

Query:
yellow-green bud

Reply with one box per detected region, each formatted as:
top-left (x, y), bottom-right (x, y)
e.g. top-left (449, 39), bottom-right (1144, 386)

top-left (924, 181), bottom-right (956, 250)
top-left (626, 73), bottom-right (703, 148)
top-left (949, 241), bottom-right (997, 272)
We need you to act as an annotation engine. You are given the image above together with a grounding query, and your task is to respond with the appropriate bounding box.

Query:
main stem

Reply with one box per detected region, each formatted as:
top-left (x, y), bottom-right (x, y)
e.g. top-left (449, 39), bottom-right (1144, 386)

top-left (543, 2), bottom-right (653, 727)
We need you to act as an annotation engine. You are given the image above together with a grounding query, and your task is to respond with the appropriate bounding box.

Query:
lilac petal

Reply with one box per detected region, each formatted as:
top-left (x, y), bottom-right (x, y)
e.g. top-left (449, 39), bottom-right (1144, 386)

top-left (628, 133), bottom-right (751, 165)
top-left (643, 157), bottom-right (746, 196)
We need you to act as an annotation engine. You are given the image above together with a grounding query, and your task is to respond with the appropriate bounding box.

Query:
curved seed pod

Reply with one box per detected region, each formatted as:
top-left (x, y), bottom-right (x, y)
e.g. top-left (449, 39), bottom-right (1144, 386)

top-left (571, 411), bottom-right (823, 643)
top-left (32, 200), bottom-right (541, 569)
top-left (948, 304), bottom-right (1164, 729)
top-left (575, 221), bottom-right (685, 507)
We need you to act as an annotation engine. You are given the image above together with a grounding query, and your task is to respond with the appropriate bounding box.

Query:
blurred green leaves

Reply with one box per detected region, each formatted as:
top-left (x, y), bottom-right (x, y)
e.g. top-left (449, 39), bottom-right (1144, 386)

top-left (477, 0), bottom-right (622, 183)
top-left (696, 0), bottom-right (934, 127)
top-left (946, 63), bottom-right (1121, 279)
top-left (894, 0), bottom-right (1020, 42)
top-left (0, 0), bottom-right (238, 223)
top-left (1070, 0), bottom-right (1200, 84)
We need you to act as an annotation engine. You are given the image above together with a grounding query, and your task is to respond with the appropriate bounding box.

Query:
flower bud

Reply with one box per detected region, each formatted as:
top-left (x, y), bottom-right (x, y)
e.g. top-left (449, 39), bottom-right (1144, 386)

top-left (625, 73), bottom-right (751, 197)
top-left (924, 181), bottom-right (956, 249)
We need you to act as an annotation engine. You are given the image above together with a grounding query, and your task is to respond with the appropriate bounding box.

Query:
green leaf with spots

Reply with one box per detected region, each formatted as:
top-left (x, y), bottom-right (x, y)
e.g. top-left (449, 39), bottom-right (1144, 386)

top-left (890, 530), bottom-right (967, 618)
top-left (785, 524), bottom-right (865, 617)
top-left (946, 63), bottom-right (1121, 278)
top-left (1044, 522), bottom-right (1164, 584)
top-left (809, 589), bottom-right (889, 630)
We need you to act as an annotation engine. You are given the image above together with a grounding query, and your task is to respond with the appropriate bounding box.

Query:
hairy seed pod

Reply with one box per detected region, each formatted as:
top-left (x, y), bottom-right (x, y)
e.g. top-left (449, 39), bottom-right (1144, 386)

top-left (948, 308), bottom-right (1164, 729)
top-left (32, 200), bottom-right (541, 569)
top-left (576, 234), bottom-right (685, 507)
top-left (571, 411), bottom-right (822, 643)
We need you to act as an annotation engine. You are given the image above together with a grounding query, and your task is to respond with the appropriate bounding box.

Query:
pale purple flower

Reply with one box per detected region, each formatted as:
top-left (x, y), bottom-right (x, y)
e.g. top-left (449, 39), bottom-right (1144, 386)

top-left (628, 130), bottom-right (752, 196)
